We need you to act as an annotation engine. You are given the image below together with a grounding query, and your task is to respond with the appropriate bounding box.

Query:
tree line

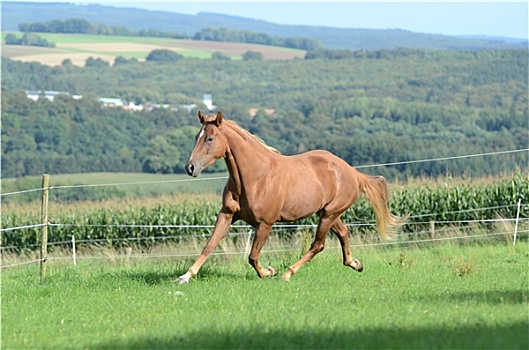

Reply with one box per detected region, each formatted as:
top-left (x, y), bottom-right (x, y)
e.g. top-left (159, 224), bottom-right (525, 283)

top-left (17, 18), bottom-right (323, 51)
top-left (4, 32), bottom-right (55, 47)
top-left (1, 47), bottom-right (527, 179)
top-left (18, 18), bottom-right (188, 38)
top-left (193, 27), bottom-right (322, 51)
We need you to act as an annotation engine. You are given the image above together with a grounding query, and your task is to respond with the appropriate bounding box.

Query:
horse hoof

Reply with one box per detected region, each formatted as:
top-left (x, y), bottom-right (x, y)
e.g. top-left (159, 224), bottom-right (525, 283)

top-left (280, 273), bottom-right (291, 282)
top-left (267, 265), bottom-right (278, 276)
top-left (176, 275), bottom-right (190, 284)
top-left (352, 259), bottom-right (364, 272)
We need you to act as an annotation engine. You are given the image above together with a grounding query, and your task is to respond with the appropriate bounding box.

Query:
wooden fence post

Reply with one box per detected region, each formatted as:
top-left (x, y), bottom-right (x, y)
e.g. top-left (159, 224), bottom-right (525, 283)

top-left (244, 230), bottom-right (253, 261)
top-left (40, 174), bottom-right (49, 283)
top-left (513, 199), bottom-right (521, 246)
top-left (430, 220), bottom-right (435, 240)
top-left (72, 235), bottom-right (77, 267)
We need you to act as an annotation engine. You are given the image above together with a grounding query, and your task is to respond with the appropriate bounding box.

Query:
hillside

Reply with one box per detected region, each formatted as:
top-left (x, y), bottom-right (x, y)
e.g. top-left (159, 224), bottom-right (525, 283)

top-left (2, 2), bottom-right (526, 51)
top-left (1, 33), bottom-right (305, 66)
top-left (2, 48), bottom-right (527, 179)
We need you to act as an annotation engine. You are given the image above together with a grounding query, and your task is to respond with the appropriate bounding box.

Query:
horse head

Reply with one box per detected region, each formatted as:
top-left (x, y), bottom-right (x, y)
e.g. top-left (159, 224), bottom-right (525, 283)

top-left (185, 111), bottom-right (229, 177)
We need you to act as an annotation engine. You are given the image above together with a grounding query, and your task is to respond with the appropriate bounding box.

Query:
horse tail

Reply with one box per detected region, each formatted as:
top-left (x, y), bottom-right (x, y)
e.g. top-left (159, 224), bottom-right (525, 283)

top-left (357, 172), bottom-right (408, 241)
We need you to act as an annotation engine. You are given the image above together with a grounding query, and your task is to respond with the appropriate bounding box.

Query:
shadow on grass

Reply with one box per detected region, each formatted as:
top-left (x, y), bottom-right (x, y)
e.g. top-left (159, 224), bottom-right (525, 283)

top-left (96, 321), bottom-right (528, 349)
top-left (119, 264), bottom-right (246, 285)
top-left (121, 270), bottom-right (176, 285)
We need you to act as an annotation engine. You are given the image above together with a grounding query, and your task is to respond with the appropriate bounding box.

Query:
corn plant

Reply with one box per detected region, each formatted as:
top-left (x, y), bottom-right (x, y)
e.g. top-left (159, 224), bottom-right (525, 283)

top-left (2, 173), bottom-right (527, 251)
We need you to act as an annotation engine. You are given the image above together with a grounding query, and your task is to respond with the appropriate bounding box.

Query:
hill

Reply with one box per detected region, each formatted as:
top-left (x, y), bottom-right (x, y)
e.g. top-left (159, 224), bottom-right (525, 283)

top-left (2, 2), bottom-right (527, 51)
top-left (1, 33), bottom-right (306, 66)
top-left (2, 48), bottom-right (527, 179)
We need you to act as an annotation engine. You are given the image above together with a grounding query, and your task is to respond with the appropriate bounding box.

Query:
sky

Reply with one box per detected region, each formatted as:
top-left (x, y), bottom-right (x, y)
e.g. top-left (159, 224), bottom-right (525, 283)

top-left (12, 1), bottom-right (529, 39)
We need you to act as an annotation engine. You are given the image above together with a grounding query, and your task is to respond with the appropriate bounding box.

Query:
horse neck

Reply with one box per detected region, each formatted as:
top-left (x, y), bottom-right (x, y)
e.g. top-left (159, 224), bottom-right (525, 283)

top-left (223, 124), bottom-right (275, 192)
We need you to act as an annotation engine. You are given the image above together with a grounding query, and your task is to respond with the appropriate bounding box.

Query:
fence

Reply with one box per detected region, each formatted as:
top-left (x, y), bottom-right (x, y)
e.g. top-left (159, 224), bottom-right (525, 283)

top-left (1, 148), bottom-right (528, 281)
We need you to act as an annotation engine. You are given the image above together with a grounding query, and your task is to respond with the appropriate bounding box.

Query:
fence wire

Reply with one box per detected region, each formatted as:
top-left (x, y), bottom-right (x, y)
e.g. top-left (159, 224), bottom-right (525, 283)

top-left (2, 228), bottom-right (527, 269)
top-left (1, 199), bottom-right (525, 234)
top-left (1, 148), bottom-right (528, 268)
top-left (1, 148), bottom-right (527, 197)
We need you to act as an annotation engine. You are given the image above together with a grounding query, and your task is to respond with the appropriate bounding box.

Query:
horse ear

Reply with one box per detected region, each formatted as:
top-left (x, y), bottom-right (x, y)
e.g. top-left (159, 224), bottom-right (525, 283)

top-left (215, 111), bottom-right (223, 126)
top-left (198, 111), bottom-right (205, 124)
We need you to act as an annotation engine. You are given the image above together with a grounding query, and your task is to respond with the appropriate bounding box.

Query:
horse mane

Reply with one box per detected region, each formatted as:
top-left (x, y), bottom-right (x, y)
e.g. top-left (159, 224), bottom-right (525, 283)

top-left (224, 120), bottom-right (281, 155)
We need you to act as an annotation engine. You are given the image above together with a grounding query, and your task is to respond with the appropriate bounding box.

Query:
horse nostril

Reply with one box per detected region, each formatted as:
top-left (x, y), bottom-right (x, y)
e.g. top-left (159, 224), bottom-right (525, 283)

top-left (185, 163), bottom-right (195, 175)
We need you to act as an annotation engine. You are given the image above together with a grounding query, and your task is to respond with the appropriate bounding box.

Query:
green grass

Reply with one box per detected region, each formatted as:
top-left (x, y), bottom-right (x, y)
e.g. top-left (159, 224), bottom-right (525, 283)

top-left (46, 172), bottom-right (228, 194)
top-left (2, 243), bottom-right (528, 349)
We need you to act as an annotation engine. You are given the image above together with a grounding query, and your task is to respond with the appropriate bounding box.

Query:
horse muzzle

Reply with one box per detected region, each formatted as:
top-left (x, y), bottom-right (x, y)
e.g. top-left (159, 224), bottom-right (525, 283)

top-left (185, 162), bottom-right (201, 177)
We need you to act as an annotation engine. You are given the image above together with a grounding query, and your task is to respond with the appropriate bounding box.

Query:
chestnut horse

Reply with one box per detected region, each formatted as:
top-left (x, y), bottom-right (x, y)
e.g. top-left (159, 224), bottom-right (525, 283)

top-left (177, 111), bottom-right (407, 284)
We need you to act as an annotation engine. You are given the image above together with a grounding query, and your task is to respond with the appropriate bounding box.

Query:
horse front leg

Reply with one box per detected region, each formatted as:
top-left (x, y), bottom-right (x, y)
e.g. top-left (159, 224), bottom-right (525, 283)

top-left (248, 223), bottom-right (277, 278)
top-left (176, 210), bottom-right (233, 284)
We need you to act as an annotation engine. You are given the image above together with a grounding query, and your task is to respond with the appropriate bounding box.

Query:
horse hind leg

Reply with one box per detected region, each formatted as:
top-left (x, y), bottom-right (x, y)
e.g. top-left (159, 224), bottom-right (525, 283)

top-left (281, 215), bottom-right (335, 281)
top-left (331, 218), bottom-right (363, 272)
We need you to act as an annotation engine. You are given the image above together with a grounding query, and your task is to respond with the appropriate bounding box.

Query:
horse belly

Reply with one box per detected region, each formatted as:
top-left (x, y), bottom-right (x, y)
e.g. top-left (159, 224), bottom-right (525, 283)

top-left (278, 180), bottom-right (326, 222)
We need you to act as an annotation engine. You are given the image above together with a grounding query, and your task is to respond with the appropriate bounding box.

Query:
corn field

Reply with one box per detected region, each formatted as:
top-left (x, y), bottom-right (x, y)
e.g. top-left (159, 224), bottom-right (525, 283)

top-left (2, 173), bottom-right (527, 251)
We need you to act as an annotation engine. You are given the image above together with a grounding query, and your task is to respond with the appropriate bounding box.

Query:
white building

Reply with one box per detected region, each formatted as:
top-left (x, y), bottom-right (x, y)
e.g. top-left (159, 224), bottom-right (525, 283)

top-left (98, 97), bottom-right (124, 107)
top-left (202, 94), bottom-right (215, 110)
top-left (26, 90), bottom-right (82, 102)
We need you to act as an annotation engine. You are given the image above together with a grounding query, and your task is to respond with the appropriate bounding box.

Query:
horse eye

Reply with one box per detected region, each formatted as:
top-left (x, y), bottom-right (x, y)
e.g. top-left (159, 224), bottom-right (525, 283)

top-left (206, 136), bottom-right (214, 143)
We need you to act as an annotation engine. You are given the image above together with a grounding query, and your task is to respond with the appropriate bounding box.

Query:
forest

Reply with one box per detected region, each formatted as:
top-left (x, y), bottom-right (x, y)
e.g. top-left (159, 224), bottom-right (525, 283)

top-left (1, 48), bottom-right (527, 179)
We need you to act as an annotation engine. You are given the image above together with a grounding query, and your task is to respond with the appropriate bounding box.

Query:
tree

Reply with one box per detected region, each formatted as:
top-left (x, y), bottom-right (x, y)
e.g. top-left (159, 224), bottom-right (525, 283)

top-left (242, 51), bottom-right (263, 61)
top-left (85, 57), bottom-right (109, 68)
top-left (4, 33), bottom-right (55, 47)
top-left (61, 58), bottom-right (74, 67)
top-left (114, 56), bottom-right (137, 66)
top-left (211, 51), bottom-right (231, 60)
top-left (146, 49), bottom-right (183, 62)
top-left (305, 49), bottom-right (353, 60)
top-left (142, 135), bottom-right (180, 173)
top-left (4, 33), bottom-right (20, 45)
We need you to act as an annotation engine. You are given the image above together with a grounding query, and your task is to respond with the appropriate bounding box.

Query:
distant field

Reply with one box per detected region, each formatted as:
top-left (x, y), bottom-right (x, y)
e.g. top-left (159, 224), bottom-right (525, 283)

top-left (1, 32), bottom-right (306, 66)
top-left (48, 171), bottom-right (228, 193)
top-left (2, 172), bottom-right (228, 203)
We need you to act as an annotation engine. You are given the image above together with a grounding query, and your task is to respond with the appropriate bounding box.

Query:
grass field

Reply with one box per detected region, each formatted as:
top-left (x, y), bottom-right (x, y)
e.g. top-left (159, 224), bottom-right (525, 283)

top-left (1, 32), bottom-right (306, 66)
top-left (2, 172), bottom-right (228, 204)
top-left (2, 242), bottom-right (528, 349)
top-left (45, 171), bottom-right (228, 195)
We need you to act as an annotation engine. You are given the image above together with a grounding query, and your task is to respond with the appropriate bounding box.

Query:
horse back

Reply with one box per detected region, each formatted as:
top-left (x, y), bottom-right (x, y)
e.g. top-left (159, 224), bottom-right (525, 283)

top-left (271, 150), bottom-right (360, 220)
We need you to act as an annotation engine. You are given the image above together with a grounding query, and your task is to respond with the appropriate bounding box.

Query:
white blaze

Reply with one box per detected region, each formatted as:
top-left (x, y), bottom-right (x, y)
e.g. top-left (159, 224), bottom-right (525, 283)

top-left (197, 129), bottom-right (205, 142)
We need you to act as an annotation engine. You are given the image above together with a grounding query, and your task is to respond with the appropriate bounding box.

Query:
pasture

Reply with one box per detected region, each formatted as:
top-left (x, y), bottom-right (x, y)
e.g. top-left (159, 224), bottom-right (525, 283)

top-left (2, 172), bottom-right (527, 348)
top-left (1, 172), bottom-right (228, 204)
top-left (1, 32), bottom-right (306, 66)
top-left (2, 242), bottom-right (528, 349)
